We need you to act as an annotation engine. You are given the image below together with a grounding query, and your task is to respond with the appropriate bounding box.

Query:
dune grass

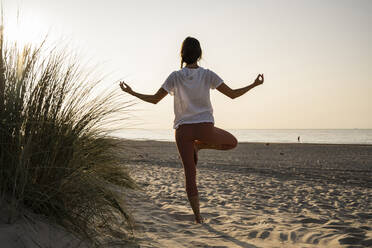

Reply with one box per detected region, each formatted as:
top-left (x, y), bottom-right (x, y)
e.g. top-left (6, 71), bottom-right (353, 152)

top-left (0, 26), bottom-right (137, 246)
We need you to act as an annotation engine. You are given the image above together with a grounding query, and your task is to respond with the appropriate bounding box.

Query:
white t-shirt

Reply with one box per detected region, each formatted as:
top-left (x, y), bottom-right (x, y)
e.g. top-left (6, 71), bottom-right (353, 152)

top-left (162, 67), bottom-right (223, 129)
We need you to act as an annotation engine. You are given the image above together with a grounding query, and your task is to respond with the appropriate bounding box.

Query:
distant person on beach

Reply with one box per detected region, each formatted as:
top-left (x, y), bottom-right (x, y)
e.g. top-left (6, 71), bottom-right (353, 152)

top-left (119, 37), bottom-right (264, 223)
top-left (298, 136), bottom-right (300, 142)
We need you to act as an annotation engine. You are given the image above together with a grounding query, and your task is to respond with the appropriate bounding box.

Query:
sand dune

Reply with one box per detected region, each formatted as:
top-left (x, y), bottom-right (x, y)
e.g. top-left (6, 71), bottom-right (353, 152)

top-left (120, 140), bottom-right (372, 248)
top-left (0, 205), bottom-right (86, 248)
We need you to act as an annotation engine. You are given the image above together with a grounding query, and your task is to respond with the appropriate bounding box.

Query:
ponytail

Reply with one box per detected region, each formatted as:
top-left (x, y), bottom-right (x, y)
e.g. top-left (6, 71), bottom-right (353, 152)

top-left (180, 37), bottom-right (202, 69)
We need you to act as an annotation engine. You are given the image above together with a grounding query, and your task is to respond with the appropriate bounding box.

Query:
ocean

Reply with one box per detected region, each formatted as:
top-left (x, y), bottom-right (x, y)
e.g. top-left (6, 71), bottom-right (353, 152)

top-left (113, 129), bottom-right (372, 145)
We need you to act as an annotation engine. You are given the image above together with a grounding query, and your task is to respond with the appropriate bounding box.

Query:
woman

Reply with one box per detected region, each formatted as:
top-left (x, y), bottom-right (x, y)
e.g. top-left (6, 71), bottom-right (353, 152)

top-left (120, 37), bottom-right (264, 223)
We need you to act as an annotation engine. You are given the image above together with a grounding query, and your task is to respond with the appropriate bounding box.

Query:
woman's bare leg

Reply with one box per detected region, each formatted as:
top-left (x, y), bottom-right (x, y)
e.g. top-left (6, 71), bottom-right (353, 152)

top-left (196, 126), bottom-right (237, 149)
top-left (175, 123), bottom-right (237, 223)
top-left (176, 126), bottom-right (202, 223)
top-left (195, 140), bottom-right (233, 150)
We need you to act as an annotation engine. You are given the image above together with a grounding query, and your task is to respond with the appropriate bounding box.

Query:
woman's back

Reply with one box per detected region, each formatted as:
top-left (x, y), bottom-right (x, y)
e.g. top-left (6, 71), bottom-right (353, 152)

top-left (162, 67), bottom-right (223, 129)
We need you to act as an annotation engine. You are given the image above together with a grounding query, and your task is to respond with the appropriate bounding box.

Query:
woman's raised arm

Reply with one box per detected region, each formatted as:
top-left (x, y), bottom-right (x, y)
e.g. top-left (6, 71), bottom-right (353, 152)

top-left (120, 81), bottom-right (168, 104)
top-left (217, 74), bottom-right (264, 99)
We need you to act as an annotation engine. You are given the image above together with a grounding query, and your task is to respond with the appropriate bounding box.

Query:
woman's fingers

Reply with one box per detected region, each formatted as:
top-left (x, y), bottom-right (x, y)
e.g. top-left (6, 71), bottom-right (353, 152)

top-left (254, 74), bottom-right (264, 86)
top-left (119, 81), bottom-right (128, 91)
top-left (119, 81), bottom-right (132, 93)
top-left (258, 74), bottom-right (264, 82)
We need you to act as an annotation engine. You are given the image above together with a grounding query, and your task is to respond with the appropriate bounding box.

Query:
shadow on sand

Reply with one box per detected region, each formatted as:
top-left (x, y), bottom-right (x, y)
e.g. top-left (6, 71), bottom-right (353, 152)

top-left (202, 223), bottom-right (258, 248)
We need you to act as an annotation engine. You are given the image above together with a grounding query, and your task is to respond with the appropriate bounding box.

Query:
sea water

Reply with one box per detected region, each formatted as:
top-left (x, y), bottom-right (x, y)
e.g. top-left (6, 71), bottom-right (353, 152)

top-left (113, 129), bottom-right (372, 145)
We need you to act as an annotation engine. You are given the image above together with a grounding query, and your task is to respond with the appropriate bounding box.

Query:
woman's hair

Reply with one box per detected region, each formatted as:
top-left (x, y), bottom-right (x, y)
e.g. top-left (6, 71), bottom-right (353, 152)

top-left (180, 37), bottom-right (202, 68)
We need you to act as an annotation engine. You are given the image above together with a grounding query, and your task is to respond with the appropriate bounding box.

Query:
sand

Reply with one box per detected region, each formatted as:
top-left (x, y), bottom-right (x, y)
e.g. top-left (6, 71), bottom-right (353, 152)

top-left (0, 204), bottom-right (86, 248)
top-left (119, 140), bottom-right (372, 248)
top-left (1, 140), bottom-right (370, 247)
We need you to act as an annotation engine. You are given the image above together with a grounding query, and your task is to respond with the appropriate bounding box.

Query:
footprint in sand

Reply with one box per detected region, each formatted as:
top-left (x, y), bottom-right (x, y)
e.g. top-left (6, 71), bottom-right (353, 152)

top-left (290, 231), bottom-right (297, 242)
top-left (339, 236), bottom-right (366, 245)
top-left (248, 230), bottom-right (258, 239)
top-left (279, 232), bottom-right (288, 241)
top-left (259, 230), bottom-right (270, 239)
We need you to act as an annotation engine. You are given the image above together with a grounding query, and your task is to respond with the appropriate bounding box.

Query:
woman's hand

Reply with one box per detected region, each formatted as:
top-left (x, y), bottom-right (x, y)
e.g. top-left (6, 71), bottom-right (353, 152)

top-left (253, 74), bottom-right (264, 86)
top-left (119, 81), bottom-right (133, 94)
top-left (118, 82), bottom-right (167, 104)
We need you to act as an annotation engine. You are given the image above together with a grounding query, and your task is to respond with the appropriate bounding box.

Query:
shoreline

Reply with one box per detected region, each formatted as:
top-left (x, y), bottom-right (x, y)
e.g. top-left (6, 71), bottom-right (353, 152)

top-left (113, 128), bottom-right (372, 145)
top-left (118, 137), bottom-right (372, 146)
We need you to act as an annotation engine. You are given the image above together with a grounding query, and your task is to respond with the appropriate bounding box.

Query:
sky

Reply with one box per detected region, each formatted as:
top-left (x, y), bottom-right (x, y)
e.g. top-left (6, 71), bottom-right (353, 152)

top-left (3, 0), bottom-right (372, 129)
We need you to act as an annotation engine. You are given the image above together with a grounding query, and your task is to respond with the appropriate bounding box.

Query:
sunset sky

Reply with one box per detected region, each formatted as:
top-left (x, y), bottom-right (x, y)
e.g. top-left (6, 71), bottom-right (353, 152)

top-left (3, 0), bottom-right (371, 129)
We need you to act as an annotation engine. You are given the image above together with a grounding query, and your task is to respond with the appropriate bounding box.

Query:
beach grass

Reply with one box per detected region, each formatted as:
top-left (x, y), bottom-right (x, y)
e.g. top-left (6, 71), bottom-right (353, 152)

top-left (0, 25), bottom-right (137, 246)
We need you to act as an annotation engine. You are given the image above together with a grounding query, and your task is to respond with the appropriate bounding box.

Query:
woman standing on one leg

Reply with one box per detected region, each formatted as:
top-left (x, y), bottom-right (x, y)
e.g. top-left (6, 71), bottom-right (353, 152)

top-left (120, 37), bottom-right (264, 223)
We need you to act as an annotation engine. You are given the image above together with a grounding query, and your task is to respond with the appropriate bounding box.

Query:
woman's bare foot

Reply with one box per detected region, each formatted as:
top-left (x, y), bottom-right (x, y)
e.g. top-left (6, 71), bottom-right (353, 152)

top-left (195, 214), bottom-right (204, 224)
top-left (188, 195), bottom-right (202, 223)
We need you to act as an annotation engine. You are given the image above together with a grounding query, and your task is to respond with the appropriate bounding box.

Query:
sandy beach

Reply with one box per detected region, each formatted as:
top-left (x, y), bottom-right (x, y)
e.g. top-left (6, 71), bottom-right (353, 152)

top-left (119, 140), bottom-right (372, 248)
top-left (1, 140), bottom-right (370, 247)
